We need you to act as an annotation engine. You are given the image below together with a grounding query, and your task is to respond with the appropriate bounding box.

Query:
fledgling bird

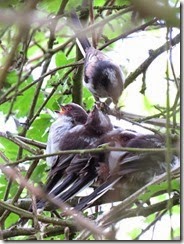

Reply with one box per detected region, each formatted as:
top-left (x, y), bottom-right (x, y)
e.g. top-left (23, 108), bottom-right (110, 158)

top-left (45, 103), bottom-right (88, 167)
top-left (20, 103), bottom-right (88, 224)
top-left (70, 11), bottom-right (124, 105)
top-left (74, 133), bottom-right (179, 211)
top-left (36, 105), bottom-right (113, 210)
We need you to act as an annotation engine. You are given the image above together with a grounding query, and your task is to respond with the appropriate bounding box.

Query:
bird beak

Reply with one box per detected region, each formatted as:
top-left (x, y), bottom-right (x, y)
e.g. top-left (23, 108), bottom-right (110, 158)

top-left (91, 104), bottom-right (98, 113)
top-left (55, 105), bottom-right (66, 114)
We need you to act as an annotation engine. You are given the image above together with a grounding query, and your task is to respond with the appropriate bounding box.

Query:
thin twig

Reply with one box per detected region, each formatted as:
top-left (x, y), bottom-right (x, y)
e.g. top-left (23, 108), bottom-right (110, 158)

top-left (124, 33), bottom-right (180, 88)
top-left (0, 159), bottom-right (40, 225)
top-left (0, 132), bottom-right (39, 154)
top-left (76, 165), bottom-right (180, 240)
top-left (0, 165), bottom-right (112, 239)
top-left (2, 145), bottom-right (178, 166)
top-left (14, 136), bottom-right (46, 149)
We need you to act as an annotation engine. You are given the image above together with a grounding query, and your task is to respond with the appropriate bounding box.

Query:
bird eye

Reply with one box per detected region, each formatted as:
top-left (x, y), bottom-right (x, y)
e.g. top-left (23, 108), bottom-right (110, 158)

top-left (59, 104), bottom-right (72, 114)
top-left (66, 105), bottom-right (72, 111)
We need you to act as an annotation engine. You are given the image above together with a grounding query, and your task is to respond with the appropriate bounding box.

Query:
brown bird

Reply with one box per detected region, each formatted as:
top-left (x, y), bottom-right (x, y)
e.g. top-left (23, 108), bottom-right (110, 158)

top-left (36, 105), bottom-right (113, 210)
top-left (70, 11), bottom-right (124, 105)
top-left (45, 103), bottom-right (88, 167)
top-left (21, 103), bottom-right (88, 222)
top-left (74, 132), bottom-right (179, 211)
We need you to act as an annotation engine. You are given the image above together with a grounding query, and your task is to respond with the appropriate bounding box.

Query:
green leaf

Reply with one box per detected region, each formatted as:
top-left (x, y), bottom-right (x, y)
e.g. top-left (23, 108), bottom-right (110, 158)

top-left (0, 138), bottom-right (19, 161)
top-left (92, 0), bottom-right (106, 6)
top-left (83, 87), bottom-right (95, 110)
top-left (116, 0), bottom-right (130, 5)
top-left (14, 88), bottom-right (35, 117)
top-left (48, 95), bottom-right (71, 110)
top-left (172, 205), bottom-right (180, 214)
top-left (9, 182), bottom-right (19, 198)
top-left (0, 102), bottom-right (11, 115)
top-left (55, 51), bottom-right (69, 67)
top-left (128, 227), bottom-right (141, 239)
top-left (5, 213), bottom-right (19, 229)
top-left (139, 179), bottom-right (180, 202)
top-left (143, 95), bottom-right (153, 111)
top-left (27, 114), bottom-right (51, 142)
top-left (38, 0), bottom-right (62, 13)
top-left (12, 76), bottom-right (45, 118)
top-left (144, 213), bottom-right (156, 224)
top-left (6, 71), bottom-right (18, 86)
top-left (31, 162), bottom-right (47, 183)
top-left (0, 174), bottom-right (8, 199)
top-left (0, 0), bottom-right (20, 8)
top-left (173, 227), bottom-right (180, 239)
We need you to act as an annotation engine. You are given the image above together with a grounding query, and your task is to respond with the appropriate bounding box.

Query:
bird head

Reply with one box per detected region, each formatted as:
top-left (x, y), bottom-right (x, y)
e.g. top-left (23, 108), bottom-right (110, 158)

top-left (86, 105), bottom-right (113, 135)
top-left (55, 103), bottom-right (88, 125)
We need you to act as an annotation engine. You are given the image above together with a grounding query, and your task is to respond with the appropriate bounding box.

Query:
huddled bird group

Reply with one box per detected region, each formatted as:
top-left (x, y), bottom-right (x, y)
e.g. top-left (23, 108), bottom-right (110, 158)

top-left (34, 103), bottom-right (178, 213)
top-left (31, 12), bottom-right (179, 214)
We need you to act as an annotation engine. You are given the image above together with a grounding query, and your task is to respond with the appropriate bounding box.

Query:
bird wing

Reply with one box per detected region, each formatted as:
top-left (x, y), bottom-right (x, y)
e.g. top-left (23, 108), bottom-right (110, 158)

top-left (74, 153), bottom-right (167, 211)
top-left (75, 175), bottom-right (121, 211)
top-left (47, 155), bottom-right (98, 203)
top-left (45, 154), bottom-right (75, 193)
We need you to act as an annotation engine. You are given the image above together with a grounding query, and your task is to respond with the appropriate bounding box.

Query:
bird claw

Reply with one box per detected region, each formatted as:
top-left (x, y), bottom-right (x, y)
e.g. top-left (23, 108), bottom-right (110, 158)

top-left (114, 106), bottom-right (124, 120)
top-left (95, 100), bottom-right (111, 114)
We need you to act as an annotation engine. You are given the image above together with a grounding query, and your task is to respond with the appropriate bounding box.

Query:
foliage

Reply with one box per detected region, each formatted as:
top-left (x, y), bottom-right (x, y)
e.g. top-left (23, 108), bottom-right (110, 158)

top-left (0, 0), bottom-right (180, 241)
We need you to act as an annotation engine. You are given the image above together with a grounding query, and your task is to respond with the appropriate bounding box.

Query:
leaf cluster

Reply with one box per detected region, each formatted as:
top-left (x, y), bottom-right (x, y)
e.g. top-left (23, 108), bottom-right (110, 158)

top-left (0, 0), bottom-right (180, 241)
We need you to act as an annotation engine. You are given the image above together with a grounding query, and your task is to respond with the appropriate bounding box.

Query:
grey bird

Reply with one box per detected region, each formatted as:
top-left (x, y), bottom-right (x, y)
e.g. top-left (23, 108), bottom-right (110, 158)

top-left (70, 11), bottom-right (124, 105)
top-left (45, 103), bottom-right (88, 167)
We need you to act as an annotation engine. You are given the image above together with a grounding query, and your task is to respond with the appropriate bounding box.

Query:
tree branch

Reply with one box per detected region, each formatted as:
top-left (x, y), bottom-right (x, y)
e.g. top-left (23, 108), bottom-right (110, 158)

top-left (76, 165), bottom-right (180, 240)
top-left (131, 0), bottom-right (180, 28)
top-left (1, 225), bottom-right (77, 240)
top-left (0, 165), bottom-right (113, 240)
top-left (0, 1), bottom-right (40, 90)
top-left (124, 33), bottom-right (180, 88)
top-left (0, 159), bottom-right (40, 225)
top-left (14, 136), bottom-right (46, 149)
top-left (3, 145), bottom-right (178, 166)
top-left (108, 109), bottom-right (180, 129)
top-left (99, 166), bottom-right (180, 227)
top-left (0, 132), bottom-right (40, 155)
top-left (0, 199), bottom-right (74, 227)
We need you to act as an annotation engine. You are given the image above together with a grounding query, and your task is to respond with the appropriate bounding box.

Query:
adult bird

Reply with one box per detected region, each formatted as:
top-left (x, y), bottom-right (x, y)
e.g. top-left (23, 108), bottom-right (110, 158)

top-left (36, 105), bottom-right (113, 210)
top-left (74, 132), bottom-right (179, 211)
top-left (70, 11), bottom-right (124, 105)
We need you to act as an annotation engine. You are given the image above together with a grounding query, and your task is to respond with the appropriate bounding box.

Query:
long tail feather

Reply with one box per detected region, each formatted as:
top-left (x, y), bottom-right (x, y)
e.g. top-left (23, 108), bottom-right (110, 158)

top-left (70, 11), bottom-right (91, 53)
top-left (49, 174), bottom-right (77, 196)
top-left (55, 173), bottom-right (97, 202)
top-left (75, 176), bottom-right (121, 211)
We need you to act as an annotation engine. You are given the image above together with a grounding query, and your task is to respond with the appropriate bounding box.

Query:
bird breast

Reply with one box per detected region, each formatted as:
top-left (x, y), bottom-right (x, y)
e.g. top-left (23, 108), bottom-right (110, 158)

top-left (45, 117), bottom-right (74, 166)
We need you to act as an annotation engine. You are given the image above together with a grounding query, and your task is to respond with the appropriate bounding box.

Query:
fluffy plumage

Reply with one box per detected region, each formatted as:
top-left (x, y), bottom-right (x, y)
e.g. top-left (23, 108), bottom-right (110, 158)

top-left (74, 133), bottom-right (179, 211)
top-left (34, 104), bottom-right (179, 213)
top-left (70, 12), bottom-right (124, 104)
top-left (36, 105), bottom-right (113, 210)
top-left (45, 103), bottom-right (88, 167)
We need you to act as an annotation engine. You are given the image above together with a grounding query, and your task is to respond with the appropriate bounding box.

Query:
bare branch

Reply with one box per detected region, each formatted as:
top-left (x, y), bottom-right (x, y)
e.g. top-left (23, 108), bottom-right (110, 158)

top-left (124, 33), bottom-right (180, 88)
top-left (76, 165), bottom-right (180, 240)
top-left (0, 165), bottom-right (113, 240)
top-left (132, 0), bottom-right (180, 28)
top-left (14, 136), bottom-right (46, 149)
top-left (2, 145), bottom-right (178, 166)
top-left (0, 132), bottom-right (39, 154)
